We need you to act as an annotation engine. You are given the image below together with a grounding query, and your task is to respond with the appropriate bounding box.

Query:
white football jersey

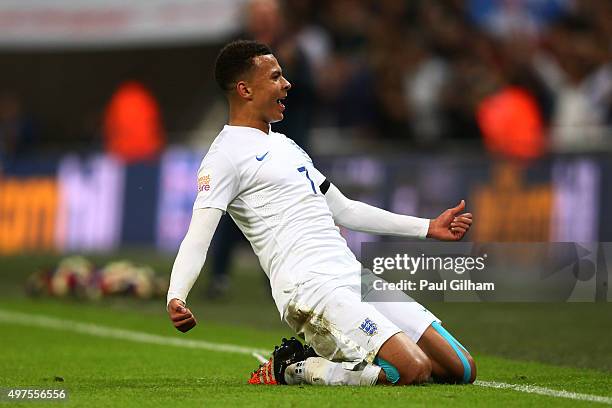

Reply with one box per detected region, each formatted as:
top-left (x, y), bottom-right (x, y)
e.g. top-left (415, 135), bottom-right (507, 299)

top-left (194, 125), bottom-right (360, 317)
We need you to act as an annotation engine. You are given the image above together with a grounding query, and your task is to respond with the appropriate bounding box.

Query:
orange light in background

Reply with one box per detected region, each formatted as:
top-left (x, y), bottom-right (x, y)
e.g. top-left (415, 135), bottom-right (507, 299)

top-left (477, 87), bottom-right (546, 160)
top-left (103, 81), bottom-right (165, 164)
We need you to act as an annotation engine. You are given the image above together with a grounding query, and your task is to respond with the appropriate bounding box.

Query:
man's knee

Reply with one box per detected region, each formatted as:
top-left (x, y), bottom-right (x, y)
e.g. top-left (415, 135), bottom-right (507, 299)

top-left (426, 322), bottom-right (476, 384)
top-left (447, 351), bottom-right (477, 384)
top-left (466, 354), bottom-right (477, 384)
top-left (394, 354), bottom-right (432, 385)
top-left (376, 332), bottom-right (432, 385)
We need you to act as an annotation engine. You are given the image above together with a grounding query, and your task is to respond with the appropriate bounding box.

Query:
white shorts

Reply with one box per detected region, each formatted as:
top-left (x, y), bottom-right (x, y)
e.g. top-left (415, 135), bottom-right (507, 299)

top-left (284, 283), bottom-right (439, 369)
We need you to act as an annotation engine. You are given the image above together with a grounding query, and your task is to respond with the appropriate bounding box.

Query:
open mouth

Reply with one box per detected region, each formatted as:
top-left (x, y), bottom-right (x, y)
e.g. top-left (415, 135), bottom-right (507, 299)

top-left (276, 97), bottom-right (286, 110)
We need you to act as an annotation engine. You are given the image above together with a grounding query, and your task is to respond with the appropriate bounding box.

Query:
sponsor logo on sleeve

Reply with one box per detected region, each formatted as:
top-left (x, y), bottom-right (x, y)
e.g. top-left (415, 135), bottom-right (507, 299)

top-left (197, 173), bottom-right (211, 192)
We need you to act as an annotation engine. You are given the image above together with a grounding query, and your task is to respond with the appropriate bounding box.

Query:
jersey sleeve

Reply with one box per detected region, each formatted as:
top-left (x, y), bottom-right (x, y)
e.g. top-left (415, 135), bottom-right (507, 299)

top-left (309, 164), bottom-right (327, 191)
top-left (193, 150), bottom-right (239, 212)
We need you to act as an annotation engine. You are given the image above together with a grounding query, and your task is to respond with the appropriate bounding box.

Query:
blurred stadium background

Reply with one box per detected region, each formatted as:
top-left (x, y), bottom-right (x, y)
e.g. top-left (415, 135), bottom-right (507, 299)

top-left (1, 0), bottom-right (611, 384)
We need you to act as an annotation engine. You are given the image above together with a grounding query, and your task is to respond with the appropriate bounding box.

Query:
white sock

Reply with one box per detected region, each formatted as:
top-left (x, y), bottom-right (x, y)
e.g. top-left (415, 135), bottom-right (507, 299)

top-left (285, 357), bottom-right (381, 386)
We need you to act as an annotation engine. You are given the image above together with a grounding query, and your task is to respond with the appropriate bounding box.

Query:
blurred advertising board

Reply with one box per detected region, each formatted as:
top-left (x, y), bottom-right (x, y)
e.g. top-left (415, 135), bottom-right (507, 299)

top-left (0, 150), bottom-right (609, 254)
top-left (155, 148), bottom-right (202, 252)
top-left (316, 156), bottom-right (604, 256)
top-left (55, 155), bottom-right (125, 252)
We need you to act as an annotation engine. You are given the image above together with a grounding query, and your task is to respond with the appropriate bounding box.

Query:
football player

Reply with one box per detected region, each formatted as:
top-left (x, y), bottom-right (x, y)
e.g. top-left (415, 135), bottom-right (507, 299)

top-left (167, 40), bottom-right (475, 386)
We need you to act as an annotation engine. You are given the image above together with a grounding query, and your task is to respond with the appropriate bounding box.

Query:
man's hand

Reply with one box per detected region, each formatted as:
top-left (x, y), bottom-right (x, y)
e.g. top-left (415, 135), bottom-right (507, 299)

top-left (426, 200), bottom-right (473, 241)
top-left (168, 298), bottom-right (197, 333)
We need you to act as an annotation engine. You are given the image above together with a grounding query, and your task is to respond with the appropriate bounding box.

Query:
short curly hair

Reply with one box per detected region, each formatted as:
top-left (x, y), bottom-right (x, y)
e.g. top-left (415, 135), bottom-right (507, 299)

top-left (214, 40), bottom-right (273, 92)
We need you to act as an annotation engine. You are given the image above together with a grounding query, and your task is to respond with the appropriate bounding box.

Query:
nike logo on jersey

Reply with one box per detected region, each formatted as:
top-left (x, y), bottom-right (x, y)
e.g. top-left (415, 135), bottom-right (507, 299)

top-left (256, 152), bottom-right (270, 161)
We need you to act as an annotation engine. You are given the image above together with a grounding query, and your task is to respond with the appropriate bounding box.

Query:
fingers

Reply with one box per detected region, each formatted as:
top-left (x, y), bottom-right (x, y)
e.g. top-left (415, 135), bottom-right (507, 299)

top-left (174, 316), bottom-right (197, 332)
top-left (450, 217), bottom-right (472, 230)
top-left (168, 298), bottom-right (187, 314)
top-left (171, 307), bottom-right (196, 332)
top-left (451, 224), bottom-right (469, 232)
top-left (168, 300), bottom-right (198, 332)
top-left (171, 310), bottom-right (193, 322)
top-left (450, 221), bottom-right (468, 237)
top-left (451, 212), bottom-right (472, 230)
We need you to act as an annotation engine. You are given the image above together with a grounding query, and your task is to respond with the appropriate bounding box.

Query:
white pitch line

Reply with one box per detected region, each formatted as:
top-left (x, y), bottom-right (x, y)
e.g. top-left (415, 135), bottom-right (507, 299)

top-left (0, 309), bottom-right (269, 356)
top-left (475, 380), bottom-right (612, 405)
top-left (0, 308), bottom-right (610, 404)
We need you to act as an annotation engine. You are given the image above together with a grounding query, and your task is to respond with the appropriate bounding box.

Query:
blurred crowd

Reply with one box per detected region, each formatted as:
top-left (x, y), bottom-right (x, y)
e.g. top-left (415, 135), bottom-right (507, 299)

top-left (268, 0), bottom-right (612, 157)
top-left (1, 0), bottom-right (611, 163)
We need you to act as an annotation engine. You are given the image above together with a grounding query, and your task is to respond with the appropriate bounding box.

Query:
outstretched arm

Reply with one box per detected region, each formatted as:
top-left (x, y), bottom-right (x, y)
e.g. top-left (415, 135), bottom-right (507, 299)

top-left (324, 183), bottom-right (429, 238)
top-left (167, 207), bottom-right (223, 332)
top-left (323, 183), bottom-right (472, 241)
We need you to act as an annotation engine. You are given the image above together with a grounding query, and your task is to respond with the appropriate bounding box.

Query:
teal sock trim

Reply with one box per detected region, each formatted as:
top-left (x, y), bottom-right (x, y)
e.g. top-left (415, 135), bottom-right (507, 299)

top-left (438, 324), bottom-right (468, 353)
top-left (374, 357), bottom-right (400, 384)
top-left (431, 321), bottom-right (471, 383)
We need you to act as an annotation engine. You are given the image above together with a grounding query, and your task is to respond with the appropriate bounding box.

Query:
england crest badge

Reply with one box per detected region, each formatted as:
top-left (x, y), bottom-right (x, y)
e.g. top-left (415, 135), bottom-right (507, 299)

top-left (359, 318), bottom-right (378, 336)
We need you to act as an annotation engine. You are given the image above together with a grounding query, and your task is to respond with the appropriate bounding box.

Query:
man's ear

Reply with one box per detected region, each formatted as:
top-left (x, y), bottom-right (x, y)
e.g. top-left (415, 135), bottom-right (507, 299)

top-left (236, 81), bottom-right (252, 100)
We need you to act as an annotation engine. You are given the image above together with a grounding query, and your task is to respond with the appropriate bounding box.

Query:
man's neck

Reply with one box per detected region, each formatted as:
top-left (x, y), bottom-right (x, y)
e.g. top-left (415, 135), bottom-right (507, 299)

top-left (228, 107), bottom-right (269, 134)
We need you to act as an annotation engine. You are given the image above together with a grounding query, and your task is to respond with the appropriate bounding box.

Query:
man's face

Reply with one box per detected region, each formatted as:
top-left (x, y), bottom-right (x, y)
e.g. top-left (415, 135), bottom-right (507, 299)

top-left (247, 54), bottom-right (291, 123)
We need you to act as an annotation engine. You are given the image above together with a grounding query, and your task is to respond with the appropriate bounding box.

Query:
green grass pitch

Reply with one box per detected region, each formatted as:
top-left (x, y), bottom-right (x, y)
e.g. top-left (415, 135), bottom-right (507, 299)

top-left (0, 253), bottom-right (610, 407)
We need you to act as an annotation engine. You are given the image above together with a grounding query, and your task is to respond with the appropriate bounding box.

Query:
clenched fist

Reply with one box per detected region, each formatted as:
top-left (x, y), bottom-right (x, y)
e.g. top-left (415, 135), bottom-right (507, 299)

top-left (168, 298), bottom-right (197, 333)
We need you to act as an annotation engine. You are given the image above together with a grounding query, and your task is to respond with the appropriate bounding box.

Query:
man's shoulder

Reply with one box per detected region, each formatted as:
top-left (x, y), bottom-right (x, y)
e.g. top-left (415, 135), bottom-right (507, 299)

top-left (212, 126), bottom-right (235, 147)
top-left (202, 126), bottom-right (262, 171)
top-left (271, 130), bottom-right (297, 148)
top-left (272, 131), bottom-right (312, 161)
top-left (214, 125), bottom-right (266, 146)
top-left (200, 130), bottom-right (234, 166)
top-left (209, 127), bottom-right (252, 154)
top-left (270, 129), bottom-right (288, 140)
